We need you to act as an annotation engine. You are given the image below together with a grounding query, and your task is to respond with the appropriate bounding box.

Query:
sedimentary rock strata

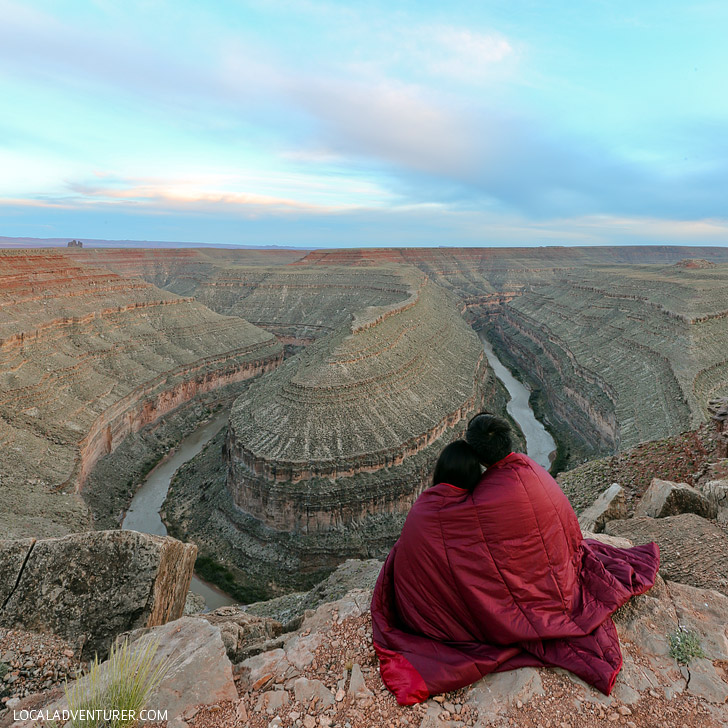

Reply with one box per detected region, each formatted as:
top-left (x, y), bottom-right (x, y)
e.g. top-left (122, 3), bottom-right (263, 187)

top-left (190, 265), bottom-right (416, 344)
top-left (226, 279), bottom-right (487, 536)
top-left (164, 275), bottom-right (497, 594)
top-left (297, 247), bottom-right (728, 459)
top-left (0, 250), bottom-right (282, 538)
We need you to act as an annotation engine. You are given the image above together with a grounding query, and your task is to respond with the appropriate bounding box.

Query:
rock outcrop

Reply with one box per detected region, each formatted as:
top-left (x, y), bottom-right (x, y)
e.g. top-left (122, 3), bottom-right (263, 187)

top-left (605, 514), bottom-right (728, 596)
top-left (578, 483), bottom-right (627, 533)
top-left (9, 617), bottom-right (239, 728)
top-left (199, 607), bottom-right (282, 663)
top-left (0, 531), bottom-right (196, 658)
top-left (634, 477), bottom-right (717, 519)
top-left (216, 278), bottom-right (489, 591)
top-left (297, 247), bottom-right (728, 466)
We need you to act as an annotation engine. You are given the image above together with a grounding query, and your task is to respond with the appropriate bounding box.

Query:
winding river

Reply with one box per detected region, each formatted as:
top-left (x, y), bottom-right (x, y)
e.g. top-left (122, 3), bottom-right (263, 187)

top-left (123, 337), bottom-right (554, 610)
top-left (122, 409), bottom-right (236, 610)
top-left (480, 334), bottom-right (557, 468)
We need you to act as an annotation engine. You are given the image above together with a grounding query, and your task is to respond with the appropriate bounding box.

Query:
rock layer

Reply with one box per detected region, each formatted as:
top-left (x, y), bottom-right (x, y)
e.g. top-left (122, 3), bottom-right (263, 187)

top-left (225, 278), bottom-right (488, 536)
top-left (0, 250), bottom-right (282, 538)
top-left (0, 530), bottom-right (196, 658)
top-left (296, 247), bottom-right (728, 462)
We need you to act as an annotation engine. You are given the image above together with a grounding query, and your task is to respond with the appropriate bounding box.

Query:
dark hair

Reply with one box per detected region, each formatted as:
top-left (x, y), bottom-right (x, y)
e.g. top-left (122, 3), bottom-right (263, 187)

top-left (432, 440), bottom-right (482, 490)
top-left (465, 412), bottom-right (512, 466)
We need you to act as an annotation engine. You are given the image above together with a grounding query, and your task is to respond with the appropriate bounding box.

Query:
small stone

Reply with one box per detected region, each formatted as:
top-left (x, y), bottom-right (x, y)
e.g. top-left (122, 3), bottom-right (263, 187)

top-left (253, 673), bottom-right (274, 690)
top-left (607, 713), bottom-right (619, 722)
top-left (517, 700), bottom-right (523, 709)
top-left (617, 706), bottom-right (632, 716)
top-left (236, 701), bottom-right (248, 722)
top-left (433, 695), bottom-right (445, 703)
top-left (303, 715), bottom-right (317, 728)
top-left (335, 688), bottom-right (345, 702)
top-left (348, 663), bottom-right (373, 699)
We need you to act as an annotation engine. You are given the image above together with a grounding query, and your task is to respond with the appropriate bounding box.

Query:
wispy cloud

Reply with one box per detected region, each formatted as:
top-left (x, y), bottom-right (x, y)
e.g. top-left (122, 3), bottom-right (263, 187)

top-left (2, 0), bottom-right (728, 244)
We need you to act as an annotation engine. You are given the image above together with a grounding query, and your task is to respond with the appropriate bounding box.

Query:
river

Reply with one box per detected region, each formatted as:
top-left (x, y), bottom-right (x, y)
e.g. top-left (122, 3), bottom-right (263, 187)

top-left (124, 338), bottom-right (554, 609)
top-left (121, 408), bottom-right (236, 610)
top-left (480, 334), bottom-right (557, 469)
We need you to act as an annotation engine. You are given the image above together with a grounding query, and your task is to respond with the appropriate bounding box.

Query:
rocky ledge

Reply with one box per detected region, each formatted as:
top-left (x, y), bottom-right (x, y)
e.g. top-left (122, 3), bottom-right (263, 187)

top-left (0, 530), bottom-right (195, 659)
top-left (5, 464), bottom-right (728, 728)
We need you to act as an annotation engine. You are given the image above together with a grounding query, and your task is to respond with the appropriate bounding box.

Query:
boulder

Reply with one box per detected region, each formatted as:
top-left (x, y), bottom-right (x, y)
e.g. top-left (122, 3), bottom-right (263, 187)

top-left (666, 581), bottom-right (728, 704)
top-left (578, 483), bottom-right (627, 533)
top-left (199, 605), bottom-right (282, 662)
top-left (467, 667), bottom-right (544, 722)
top-left (183, 590), bottom-right (206, 615)
top-left (701, 479), bottom-right (728, 522)
top-left (605, 514), bottom-right (728, 595)
top-left (26, 617), bottom-right (237, 727)
top-left (0, 530), bottom-right (196, 658)
top-left (634, 478), bottom-right (717, 519)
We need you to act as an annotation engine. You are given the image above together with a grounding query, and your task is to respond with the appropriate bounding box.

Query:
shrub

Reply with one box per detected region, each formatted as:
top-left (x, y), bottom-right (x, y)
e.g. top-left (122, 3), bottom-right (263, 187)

top-left (0, 662), bottom-right (8, 679)
top-left (51, 636), bottom-right (172, 728)
top-left (668, 626), bottom-right (706, 665)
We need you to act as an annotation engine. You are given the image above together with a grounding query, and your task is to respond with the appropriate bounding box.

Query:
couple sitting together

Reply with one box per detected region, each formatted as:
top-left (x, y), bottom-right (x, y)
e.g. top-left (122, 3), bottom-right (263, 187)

top-left (371, 413), bottom-right (660, 705)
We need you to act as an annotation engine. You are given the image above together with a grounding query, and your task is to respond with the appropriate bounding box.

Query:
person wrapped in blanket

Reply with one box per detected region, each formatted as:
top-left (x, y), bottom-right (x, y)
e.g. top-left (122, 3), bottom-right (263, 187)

top-left (371, 413), bottom-right (659, 704)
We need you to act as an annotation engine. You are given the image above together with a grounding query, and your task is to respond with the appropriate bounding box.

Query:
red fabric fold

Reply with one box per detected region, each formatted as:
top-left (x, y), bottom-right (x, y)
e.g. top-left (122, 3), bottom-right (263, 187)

top-left (371, 454), bottom-right (660, 704)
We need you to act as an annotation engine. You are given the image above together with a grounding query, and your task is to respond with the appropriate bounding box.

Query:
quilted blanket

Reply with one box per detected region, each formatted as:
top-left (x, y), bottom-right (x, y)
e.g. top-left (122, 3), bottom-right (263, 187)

top-left (371, 452), bottom-right (660, 704)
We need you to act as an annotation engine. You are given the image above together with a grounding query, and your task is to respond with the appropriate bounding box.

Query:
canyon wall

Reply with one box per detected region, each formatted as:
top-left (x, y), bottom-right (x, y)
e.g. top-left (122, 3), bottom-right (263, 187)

top-left (168, 274), bottom-right (499, 593)
top-left (295, 249), bottom-right (728, 459)
top-left (0, 250), bottom-right (283, 539)
top-left (225, 277), bottom-right (488, 533)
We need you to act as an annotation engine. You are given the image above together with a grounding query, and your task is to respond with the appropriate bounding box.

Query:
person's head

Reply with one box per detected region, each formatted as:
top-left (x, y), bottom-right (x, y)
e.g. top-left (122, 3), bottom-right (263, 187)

top-left (432, 440), bottom-right (482, 490)
top-left (465, 412), bottom-right (513, 466)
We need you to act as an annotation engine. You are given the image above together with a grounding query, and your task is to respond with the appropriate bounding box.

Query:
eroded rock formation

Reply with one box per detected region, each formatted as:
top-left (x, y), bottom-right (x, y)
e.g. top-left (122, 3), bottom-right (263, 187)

top-left (0, 530), bottom-right (196, 658)
top-left (295, 247), bottom-right (728, 460)
top-left (217, 277), bottom-right (488, 588)
top-left (0, 250), bottom-right (283, 538)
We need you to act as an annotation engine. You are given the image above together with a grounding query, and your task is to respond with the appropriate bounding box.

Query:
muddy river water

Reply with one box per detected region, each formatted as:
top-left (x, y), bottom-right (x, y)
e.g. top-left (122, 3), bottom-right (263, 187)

top-left (121, 409), bottom-right (236, 609)
top-left (480, 334), bottom-right (557, 469)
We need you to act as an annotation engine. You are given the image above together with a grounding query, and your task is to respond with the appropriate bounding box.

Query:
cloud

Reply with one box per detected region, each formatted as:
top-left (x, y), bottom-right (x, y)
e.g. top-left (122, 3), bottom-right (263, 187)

top-left (2, 0), bottom-right (728, 229)
top-left (60, 174), bottom-right (352, 217)
top-left (413, 25), bottom-right (515, 83)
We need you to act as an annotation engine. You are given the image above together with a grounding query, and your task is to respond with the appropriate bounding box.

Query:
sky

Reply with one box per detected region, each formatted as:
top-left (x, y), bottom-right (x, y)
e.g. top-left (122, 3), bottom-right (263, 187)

top-left (1, 0), bottom-right (727, 248)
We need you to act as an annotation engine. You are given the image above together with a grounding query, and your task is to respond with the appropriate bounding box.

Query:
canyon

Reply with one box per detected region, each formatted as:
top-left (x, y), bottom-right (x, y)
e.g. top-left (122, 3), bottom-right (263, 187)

top-left (2, 244), bottom-right (728, 600)
top-left (0, 249), bottom-right (282, 539)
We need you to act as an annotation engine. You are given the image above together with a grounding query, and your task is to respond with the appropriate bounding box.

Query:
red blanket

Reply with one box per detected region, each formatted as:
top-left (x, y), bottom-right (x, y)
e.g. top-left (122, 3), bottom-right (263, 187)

top-left (371, 453), bottom-right (660, 704)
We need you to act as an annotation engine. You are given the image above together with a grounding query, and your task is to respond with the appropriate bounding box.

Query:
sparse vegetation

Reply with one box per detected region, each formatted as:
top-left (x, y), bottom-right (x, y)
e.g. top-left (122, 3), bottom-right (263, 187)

top-left (51, 637), bottom-right (172, 728)
top-left (194, 553), bottom-right (268, 603)
top-left (668, 626), bottom-right (706, 665)
top-left (0, 661), bottom-right (8, 679)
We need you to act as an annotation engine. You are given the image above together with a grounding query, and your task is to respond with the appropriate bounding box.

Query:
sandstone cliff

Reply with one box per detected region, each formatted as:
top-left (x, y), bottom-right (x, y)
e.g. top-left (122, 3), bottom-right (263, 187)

top-left (0, 250), bottom-right (283, 538)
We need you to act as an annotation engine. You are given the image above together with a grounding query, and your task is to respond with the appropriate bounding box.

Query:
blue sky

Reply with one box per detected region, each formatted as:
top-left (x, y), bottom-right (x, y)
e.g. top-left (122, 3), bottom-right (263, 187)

top-left (1, 0), bottom-right (727, 247)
